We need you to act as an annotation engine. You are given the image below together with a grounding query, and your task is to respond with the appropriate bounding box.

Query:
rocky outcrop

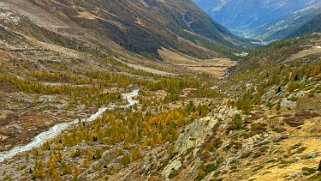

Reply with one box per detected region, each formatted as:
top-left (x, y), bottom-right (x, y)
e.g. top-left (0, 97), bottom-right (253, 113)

top-left (280, 98), bottom-right (297, 110)
top-left (162, 114), bottom-right (218, 178)
top-left (161, 106), bottom-right (239, 179)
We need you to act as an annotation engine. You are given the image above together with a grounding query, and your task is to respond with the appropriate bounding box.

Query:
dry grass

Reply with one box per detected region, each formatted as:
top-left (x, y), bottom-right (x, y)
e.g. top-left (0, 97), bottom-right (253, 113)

top-left (159, 48), bottom-right (236, 77)
top-left (287, 45), bottom-right (321, 62)
top-left (251, 158), bottom-right (319, 181)
top-left (77, 11), bottom-right (98, 20)
top-left (247, 118), bottom-right (321, 180)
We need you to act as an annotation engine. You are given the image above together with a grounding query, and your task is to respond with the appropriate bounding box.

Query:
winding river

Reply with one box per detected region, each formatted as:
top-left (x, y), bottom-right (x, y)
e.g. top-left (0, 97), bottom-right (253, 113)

top-left (0, 88), bottom-right (139, 163)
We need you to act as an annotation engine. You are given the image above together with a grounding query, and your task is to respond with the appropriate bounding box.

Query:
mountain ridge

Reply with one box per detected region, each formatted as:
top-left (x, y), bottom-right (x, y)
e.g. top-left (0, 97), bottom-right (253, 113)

top-left (253, 7), bottom-right (321, 41)
top-left (290, 12), bottom-right (321, 38)
top-left (1, 1), bottom-right (321, 180)
top-left (10, 0), bottom-right (246, 59)
top-left (193, 0), bottom-right (321, 39)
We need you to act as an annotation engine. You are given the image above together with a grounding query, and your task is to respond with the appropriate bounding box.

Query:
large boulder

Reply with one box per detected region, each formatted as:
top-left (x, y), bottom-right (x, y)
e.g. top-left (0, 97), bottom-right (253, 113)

top-left (280, 98), bottom-right (297, 110)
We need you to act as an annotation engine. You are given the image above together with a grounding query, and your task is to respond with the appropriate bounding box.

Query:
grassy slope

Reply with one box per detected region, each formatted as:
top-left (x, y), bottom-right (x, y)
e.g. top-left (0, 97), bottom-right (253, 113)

top-left (232, 34), bottom-right (320, 72)
top-left (3, 1), bottom-right (321, 181)
top-left (253, 8), bottom-right (321, 41)
top-left (4, 32), bottom-right (317, 180)
top-left (27, 0), bottom-right (248, 59)
top-left (290, 13), bottom-right (321, 38)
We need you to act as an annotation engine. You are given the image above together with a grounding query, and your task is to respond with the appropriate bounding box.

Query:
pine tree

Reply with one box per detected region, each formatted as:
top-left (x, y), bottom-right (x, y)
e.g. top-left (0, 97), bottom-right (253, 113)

top-left (232, 114), bottom-right (243, 130)
top-left (33, 160), bottom-right (46, 178)
top-left (131, 148), bottom-right (142, 161)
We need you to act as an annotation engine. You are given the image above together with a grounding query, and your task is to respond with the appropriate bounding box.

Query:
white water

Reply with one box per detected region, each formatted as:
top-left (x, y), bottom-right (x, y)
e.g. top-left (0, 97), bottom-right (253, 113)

top-left (121, 89), bottom-right (139, 108)
top-left (0, 88), bottom-right (139, 163)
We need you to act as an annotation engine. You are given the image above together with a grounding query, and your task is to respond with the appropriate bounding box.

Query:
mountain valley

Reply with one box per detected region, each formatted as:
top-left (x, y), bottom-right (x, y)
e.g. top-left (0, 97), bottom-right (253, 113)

top-left (0, 0), bottom-right (321, 181)
top-left (193, 0), bottom-right (321, 41)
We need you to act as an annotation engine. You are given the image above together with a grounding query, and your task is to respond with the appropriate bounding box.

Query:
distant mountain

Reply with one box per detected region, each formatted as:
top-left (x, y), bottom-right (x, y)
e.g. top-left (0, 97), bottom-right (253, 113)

top-left (254, 7), bottom-right (321, 41)
top-left (289, 12), bottom-right (321, 37)
top-left (2, 1), bottom-right (321, 181)
top-left (193, 0), bottom-right (321, 39)
top-left (18, 0), bottom-right (246, 59)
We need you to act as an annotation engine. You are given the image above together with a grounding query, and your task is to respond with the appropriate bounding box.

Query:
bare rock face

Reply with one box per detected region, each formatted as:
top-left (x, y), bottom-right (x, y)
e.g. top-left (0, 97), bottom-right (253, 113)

top-left (280, 98), bottom-right (297, 110)
top-left (161, 106), bottom-right (239, 179)
top-left (285, 172), bottom-right (303, 180)
top-left (272, 133), bottom-right (288, 142)
top-left (0, 111), bottom-right (9, 120)
top-left (174, 116), bottom-right (218, 156)
top-left (162, 115), bottom-right (218, 178)
top-left (162, 115), bottom-right (217, 178)
top-left (162, 159), bottom-right (182, 178)
top-left (0, 134), bottom-right (8, 141)
top-left (0, 3), bottom-right (21, 25)
top-left (288, 90), bottom-right (305, 99)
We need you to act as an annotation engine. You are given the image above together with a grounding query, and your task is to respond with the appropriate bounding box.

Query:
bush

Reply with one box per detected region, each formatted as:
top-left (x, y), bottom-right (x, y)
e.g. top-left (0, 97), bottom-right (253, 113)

top-left (204, 163), bottom-right (218, 173)
top-left (236, 91), bottom-right (252, 112)
top-left (131, 148), bottom-right (142, 161)
top-left (302, 167), bottom-right (316, 176)
top-left (120, 154), bottom-right (131, 166)
top-left (232, 114), bottom-right (243, 130)
top-left (287, 82), bottom-right (301, 92)
top-left (71, 149), bottom-right (81, 158)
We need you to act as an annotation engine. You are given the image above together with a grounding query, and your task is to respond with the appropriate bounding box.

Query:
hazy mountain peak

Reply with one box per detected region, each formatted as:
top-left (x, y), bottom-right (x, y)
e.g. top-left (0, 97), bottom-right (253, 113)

top-left (211, 0), bottom-right (230, 12)
top-left (193, 0), bottom-right (321, 38)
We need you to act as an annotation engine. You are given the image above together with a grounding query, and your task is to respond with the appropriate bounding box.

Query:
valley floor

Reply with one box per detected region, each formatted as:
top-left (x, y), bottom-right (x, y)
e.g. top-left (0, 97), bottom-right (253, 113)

top-left (0, 1), bottom-right (321, 180)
